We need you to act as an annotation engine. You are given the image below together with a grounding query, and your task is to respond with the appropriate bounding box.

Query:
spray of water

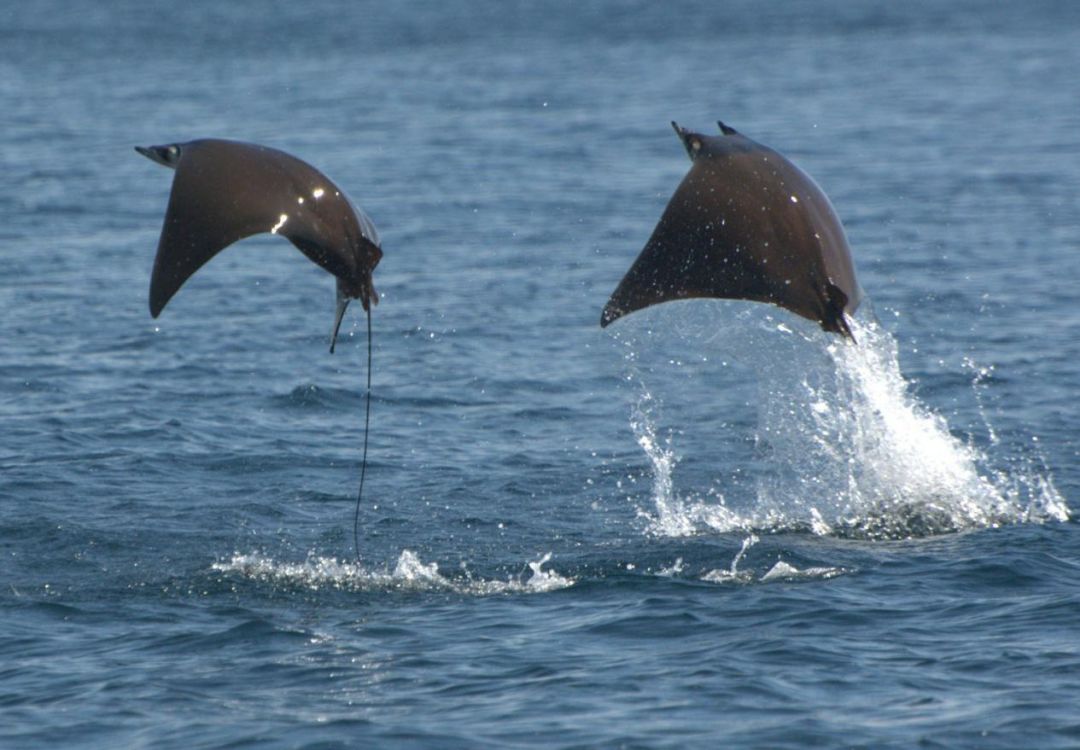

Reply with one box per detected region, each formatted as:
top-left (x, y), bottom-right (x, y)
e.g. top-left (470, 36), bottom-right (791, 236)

top-left (618, 305), bottom-right (1069, 540)
top-left (212, 550), bottom-right (574, 595)
top-left (701, 534), bottom-right (759, 583)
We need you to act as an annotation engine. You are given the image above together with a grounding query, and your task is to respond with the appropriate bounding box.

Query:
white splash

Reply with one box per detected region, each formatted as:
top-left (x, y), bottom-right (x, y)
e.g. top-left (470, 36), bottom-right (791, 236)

top-left (212, 549), bottom-right (574, 595)
top-left (656, 557), bottom-right (685, 577)
top-left (701, 534), bottom-right (758, 582)
top-left (520, 552), bottom-right (576, 593)
top-left (629, 388), bottom-right (748, 537)
top-left (760, 560), bottom-right (844, 582)
top-left (618, 306), bottom-right (1069, 540)
top-left (630, 390), bottom-right (690, 536)
top-left (698, 535), bottom-right (845, 583)
top-left (769, 316), bottom-right (1070, 537)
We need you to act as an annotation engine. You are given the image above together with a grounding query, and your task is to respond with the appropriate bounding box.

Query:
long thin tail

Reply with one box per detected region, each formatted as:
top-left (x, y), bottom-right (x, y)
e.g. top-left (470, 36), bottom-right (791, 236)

top-left (353, 309), bottom-right (373, 562)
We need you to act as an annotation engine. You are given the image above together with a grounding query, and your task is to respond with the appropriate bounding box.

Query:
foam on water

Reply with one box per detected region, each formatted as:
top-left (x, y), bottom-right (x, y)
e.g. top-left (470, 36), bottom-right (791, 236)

top-left (700, 534), bottom-right (758, 583)
top-left (619, 305), bottom-right (1069, 540)
top-left (212, 550), bottom-right (574, 595)
top-left (696, 534), bottom-right (845, 583)
top-left (759, 560), bottom-right (845, 582)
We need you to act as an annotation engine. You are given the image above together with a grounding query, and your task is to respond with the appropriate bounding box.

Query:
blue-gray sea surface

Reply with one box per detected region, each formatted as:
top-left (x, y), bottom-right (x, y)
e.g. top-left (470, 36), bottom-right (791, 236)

top-left (3, 1), bottom-right (1080, 748)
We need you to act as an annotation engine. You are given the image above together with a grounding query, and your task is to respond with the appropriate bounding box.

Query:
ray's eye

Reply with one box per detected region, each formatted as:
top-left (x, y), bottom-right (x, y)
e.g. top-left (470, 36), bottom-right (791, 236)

top-left (167, 146), bottom-right (179, 159)
top-left (691, 139), bottom-right (702, 152)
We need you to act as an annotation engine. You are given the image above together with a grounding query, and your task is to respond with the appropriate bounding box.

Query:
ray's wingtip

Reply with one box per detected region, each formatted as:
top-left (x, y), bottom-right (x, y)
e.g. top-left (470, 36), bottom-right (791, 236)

top-left (837, 315), bottom-right (857, 344)
top-left (599, 304), bottom-right (621, 329)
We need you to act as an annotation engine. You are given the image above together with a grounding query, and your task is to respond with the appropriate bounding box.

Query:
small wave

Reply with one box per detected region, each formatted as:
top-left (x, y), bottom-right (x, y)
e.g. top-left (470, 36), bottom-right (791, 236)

top-left (696, 535), bottom-right (846, 583)
top-left (759, 561), bottom-right (845, 582)
top-left (211, 550), bottom-right (574, 595)
top-left (701, 561), bottom-right (845, 583)
top-left (272, 383), bottom-right (359, 410)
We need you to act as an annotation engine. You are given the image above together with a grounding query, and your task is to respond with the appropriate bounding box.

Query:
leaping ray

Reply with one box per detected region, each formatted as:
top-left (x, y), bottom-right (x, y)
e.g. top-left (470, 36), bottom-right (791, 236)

top-left (135, 138), bottom-right (383, 351)
top-left (137, 139), bottom-right (384, 561)
top-left (601, 122), bottom-right (862, 338)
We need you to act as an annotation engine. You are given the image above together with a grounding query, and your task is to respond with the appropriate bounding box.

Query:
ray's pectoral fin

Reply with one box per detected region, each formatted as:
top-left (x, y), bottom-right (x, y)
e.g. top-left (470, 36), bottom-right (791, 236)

top-left (139, 139), bottom-right (385, 339)
top-left (325, 251), bottom-right (380, 353)
top-left (599, 280), bottom-right (631, 328)
top-left (599, 300), bottom-right (619, 329)
top-left (601, 122), bottom-right (863, 342)
top-left (148, 204), bottom-right (261, 318)
top-left (821, 282), bottom-right (854, 340)
top-left (599, 269), bottom-right (659, 328)
top-left (330, 280), bottom-right (351, 354)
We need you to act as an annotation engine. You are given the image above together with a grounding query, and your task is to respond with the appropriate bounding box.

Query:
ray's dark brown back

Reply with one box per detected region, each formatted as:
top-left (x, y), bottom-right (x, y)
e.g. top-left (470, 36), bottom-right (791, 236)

top-left (149, 140), bottom-right (362, 317)
top-left (602, 130), bottom-right (861, 336)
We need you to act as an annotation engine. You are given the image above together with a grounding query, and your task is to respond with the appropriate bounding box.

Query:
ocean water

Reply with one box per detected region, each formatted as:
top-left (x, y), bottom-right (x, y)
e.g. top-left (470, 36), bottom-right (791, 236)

top-left (3, 1), bottom-right (1080, 747)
